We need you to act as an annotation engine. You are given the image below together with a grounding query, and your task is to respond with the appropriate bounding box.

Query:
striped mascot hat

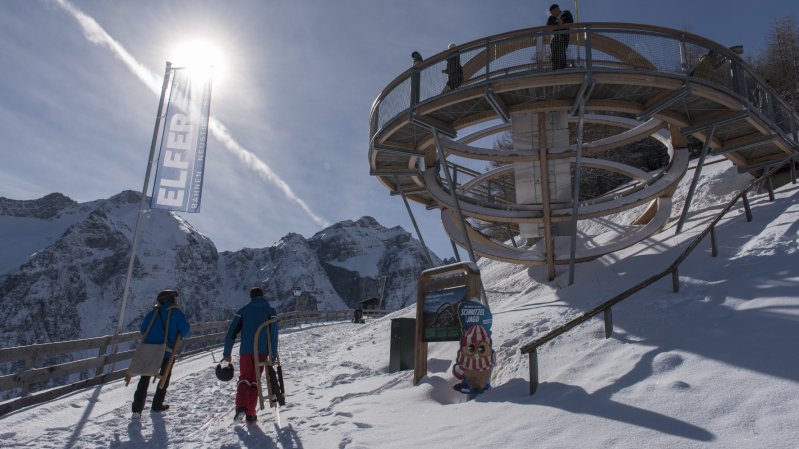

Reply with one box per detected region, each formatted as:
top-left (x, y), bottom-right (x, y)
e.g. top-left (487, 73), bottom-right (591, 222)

top-left (457, 325), bottom-right (496, 371)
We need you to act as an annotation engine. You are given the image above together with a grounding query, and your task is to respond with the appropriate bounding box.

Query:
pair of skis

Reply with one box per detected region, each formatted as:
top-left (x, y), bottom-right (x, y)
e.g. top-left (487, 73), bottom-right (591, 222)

top-left (253, 318), bottom-right (285, 412)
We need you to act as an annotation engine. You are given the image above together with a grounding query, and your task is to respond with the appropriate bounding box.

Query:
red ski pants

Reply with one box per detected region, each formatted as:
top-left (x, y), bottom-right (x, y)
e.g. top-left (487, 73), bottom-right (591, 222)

top-left (237, 354), bottom-right (277, 414)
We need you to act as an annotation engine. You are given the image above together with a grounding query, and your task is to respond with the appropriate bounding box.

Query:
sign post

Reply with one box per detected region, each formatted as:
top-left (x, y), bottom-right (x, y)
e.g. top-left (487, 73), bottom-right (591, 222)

top-left (111, 62), bottom-right (173, 368)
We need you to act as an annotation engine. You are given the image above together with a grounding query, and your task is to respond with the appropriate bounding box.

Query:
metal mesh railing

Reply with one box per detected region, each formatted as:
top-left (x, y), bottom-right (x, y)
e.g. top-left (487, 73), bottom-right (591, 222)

top-left (370, 23), bottom-right (799, 147)
top-left (592, 30), bottom-right (682, 73)
top-left (376, 77), bottom-right (411, 131)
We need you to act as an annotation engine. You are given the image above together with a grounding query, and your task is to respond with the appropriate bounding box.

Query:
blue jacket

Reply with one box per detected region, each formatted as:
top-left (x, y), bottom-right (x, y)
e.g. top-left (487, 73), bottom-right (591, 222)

top-left (223, 296), bottom-right (279, 358)
top-left (140, 300), bottom-right (191, 359)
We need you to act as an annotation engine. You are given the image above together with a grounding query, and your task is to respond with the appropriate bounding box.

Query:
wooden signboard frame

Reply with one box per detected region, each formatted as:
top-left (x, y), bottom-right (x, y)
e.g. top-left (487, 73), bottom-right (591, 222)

top-left (413, 262), bottom-right (483, 385)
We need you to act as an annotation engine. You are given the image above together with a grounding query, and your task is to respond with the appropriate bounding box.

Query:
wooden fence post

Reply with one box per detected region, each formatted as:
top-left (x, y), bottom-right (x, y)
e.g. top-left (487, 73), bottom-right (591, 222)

top-left (95, 336), bottom-right (110, 377)
top-left (20, 349), bottom-right (36, 396)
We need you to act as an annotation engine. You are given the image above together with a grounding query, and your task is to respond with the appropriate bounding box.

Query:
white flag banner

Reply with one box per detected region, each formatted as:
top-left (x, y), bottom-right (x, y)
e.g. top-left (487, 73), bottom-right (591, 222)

top-left (151, 69), bottom-right (213, 213)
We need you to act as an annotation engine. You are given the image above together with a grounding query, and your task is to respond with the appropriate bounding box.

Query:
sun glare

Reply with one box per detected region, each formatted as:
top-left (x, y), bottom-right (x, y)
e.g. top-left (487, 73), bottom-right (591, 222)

top-left (171, 39), bottom-right (225, 83)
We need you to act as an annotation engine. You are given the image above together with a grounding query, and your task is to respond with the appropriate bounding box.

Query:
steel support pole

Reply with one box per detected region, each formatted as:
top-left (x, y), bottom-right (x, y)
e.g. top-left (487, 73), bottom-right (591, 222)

top-left (676, 125), bottom-right (715, 234)
top-left (506, 224), bottom-right (519, 248)
top-left (395, 177), bottom-right (434, 267)
top-left (678, 35), bottom-right (689, 74)
top-left (568, 101), bottom-right (586, 285)
top-left (710, 226), bottom-right (718, 257)
top-left (112, 62), bottom-right (172, 365)
top-left (742, 192), bottom-right (753, 222)
top-left (528, 349), bottom-right (539, 395)
top-left (450, 240), bottom-right (462, 262)
top-left (766, 176), bottom-right (775, 201)
top-left (433, 129), bottom-right (478, 263)
top-left (672, 267), bottom-right (680, 293)
top-left (603, 308), bottom-right (613, 338)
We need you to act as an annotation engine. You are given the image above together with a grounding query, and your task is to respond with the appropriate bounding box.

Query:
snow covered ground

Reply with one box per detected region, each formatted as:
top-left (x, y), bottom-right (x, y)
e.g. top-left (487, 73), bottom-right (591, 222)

top-left (2, 159), bottom-right (799, 448)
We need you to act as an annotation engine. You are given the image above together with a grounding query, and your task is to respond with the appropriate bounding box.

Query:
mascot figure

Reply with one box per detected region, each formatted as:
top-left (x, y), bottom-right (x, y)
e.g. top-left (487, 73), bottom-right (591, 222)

top-left (452, 298), bottom-right (495, 394)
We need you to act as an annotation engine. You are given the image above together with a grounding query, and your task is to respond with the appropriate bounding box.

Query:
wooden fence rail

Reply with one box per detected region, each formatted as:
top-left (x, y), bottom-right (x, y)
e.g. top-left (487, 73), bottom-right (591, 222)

top-left (519, 155), bottom-right (796, 394)
top-left (0, 309), bottom-right (386, 416)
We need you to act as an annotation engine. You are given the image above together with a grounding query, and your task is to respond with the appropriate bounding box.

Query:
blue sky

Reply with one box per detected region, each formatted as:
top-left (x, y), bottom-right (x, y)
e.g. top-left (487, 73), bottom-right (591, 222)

top-left (1, 0), bottom-right (795, 260)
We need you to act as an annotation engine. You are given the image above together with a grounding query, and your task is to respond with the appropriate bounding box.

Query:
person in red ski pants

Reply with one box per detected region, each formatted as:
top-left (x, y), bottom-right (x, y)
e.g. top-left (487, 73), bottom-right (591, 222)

top-left (222, 287), bottom-right (283, 423)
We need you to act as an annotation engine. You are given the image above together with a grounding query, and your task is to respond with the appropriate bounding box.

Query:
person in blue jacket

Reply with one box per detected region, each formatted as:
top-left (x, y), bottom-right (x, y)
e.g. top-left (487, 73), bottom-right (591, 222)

top-left (131, 289), bottom-right (190, 418)
top-left (222, 287), bottom-right (283, 423)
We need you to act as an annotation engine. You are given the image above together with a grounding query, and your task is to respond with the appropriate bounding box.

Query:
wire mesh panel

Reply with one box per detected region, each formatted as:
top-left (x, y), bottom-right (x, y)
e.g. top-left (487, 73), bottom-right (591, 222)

top-left (774, 103), bottom-right (795, 134)
top-left (591, 31), bottom-right (673, 72)
top-left (376, 77), bottom-right (411, 131)
top-left (419, 60), bottom-right (450, 103)
top-left (461, 46), bottom-right (488, 84)
top-left (631, 33), bottom-right (683, 74)
top-left (568, 30), bottom-right (589, 70)
top-left (744, 69), bottom-right (767, 110)
top-left (684, 40), bottom-right (734, 90)
top-left (487, 34), bottom-right (537, 78)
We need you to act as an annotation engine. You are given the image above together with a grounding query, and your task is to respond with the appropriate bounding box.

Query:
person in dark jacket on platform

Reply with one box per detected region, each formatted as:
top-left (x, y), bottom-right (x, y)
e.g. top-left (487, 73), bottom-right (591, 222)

top-left (547, 4), bottom-right (574, 70)
top-left (222, 287), bottom-right (283, 423)
top-left (443, 43), bottom-right (464, 90)
top-left (131, 289), bottom-right (190, 419)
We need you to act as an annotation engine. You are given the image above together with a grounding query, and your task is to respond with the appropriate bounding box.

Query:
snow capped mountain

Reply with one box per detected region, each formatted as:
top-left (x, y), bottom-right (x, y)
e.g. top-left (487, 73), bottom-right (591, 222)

top-left (308, 216), bottom-right (440, 310)
top-left (0, 192), bottom-right (439, 348)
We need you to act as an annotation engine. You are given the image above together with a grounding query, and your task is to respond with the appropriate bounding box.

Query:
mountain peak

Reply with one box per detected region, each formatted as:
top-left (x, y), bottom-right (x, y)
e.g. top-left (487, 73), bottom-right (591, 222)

top-left (355, 216), bottom-right (380, 227)
top-left (0, 192), bottom-right (77, 219)
top-left (106, 190), bottom-right (141, 206)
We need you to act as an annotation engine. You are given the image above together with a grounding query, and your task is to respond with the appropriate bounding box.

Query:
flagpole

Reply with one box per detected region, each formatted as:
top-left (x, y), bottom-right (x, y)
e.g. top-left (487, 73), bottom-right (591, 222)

top-left (109, 61), bottom-right (173, 369)
top-left (574, 0), bottom-right (579, 22)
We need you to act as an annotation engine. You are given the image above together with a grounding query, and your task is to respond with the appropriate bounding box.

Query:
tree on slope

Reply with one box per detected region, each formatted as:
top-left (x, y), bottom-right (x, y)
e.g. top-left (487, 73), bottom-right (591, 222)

top-left (753, 17), bottom-right (799, 112)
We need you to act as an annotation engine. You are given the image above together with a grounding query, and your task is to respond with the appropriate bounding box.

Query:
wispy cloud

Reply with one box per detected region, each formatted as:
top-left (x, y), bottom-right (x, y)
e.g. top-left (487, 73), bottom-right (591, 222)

top-left (208, 119), bottom-right (328, 226)
top-left (53, 0), bottom-right (329, 227)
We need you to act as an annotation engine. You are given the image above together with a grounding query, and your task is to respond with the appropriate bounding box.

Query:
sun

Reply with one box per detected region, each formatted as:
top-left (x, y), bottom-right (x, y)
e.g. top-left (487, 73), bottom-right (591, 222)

top-left (170, 39), bottom-right (225, 84)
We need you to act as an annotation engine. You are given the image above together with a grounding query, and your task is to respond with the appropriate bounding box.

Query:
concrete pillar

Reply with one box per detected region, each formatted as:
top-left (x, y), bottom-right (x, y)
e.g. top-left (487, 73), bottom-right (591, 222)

top-left (511, 111), bottom-right (571, 238)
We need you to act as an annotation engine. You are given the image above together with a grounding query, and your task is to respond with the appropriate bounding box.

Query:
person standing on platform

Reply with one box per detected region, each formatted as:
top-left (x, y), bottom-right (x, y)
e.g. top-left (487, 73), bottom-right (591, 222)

top-left (411, 51), bottom-right (424, 104)
top-left (547, 4), bottom-right (574, 70)
top-left (443, 43), bottom-right (464, 90)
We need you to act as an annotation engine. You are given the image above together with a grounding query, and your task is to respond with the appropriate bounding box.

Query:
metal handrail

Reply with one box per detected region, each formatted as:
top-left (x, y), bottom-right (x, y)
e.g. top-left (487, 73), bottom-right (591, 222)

top-left (369, 22), bottom-right (799, 152)
top-left (518, 154), bottom-right (796, 394)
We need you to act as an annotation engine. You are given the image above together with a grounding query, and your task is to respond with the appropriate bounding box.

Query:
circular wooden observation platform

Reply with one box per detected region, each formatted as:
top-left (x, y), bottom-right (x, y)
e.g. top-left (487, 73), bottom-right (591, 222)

top-left (368, 23), bottom-right (799, 271)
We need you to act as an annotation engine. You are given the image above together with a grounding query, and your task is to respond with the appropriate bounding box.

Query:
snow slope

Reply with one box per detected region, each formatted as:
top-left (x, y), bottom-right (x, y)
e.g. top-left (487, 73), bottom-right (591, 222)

top-left (1, 159), bottom-right (798, 448)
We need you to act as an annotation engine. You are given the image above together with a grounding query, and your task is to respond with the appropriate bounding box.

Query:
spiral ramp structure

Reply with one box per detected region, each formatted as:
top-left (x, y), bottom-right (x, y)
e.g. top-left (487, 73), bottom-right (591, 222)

top-left (368, 23), bottom-right (799, 276)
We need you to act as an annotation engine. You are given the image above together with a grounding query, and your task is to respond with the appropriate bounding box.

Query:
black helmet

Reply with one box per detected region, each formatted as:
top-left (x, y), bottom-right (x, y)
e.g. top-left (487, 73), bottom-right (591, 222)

top-left (215, 363), bottom-right (234, 382)
top-left (157, 289), bottom-right (178, 304)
